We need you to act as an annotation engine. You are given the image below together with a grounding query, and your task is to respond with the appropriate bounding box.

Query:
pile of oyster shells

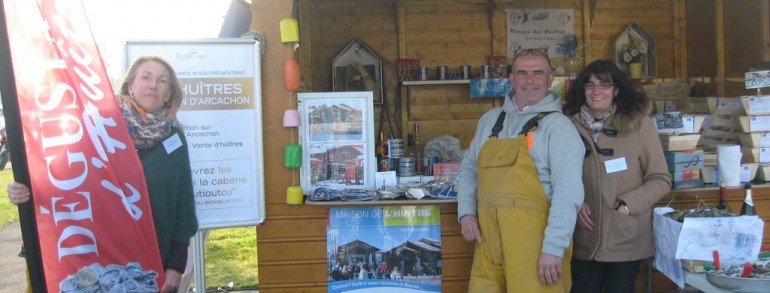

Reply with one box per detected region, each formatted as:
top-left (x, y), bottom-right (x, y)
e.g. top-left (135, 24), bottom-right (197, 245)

top-left (59, 262), bottom-right (158, 293)
top-left (711, 260), bottom-right (770, 279)
top-left (663, 207), bottom-right (735, 222)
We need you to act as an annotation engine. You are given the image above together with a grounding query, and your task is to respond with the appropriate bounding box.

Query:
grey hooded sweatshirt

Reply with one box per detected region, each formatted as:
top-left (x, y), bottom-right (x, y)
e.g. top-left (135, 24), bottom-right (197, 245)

top-left (456, 91), bottom-right (585, 258)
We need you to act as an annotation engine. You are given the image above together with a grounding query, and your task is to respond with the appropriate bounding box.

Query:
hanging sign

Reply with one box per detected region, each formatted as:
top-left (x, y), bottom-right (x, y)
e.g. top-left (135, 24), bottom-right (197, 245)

top-left (125, 39), bottom-right (266, 229)
top-left (3, 0), bottom-right (164, 290)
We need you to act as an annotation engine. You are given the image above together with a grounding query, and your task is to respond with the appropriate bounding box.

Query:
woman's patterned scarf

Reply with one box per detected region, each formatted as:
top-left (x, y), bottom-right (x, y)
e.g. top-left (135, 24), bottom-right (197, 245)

top-left (118, 94), bottom-right (175, 149)
top-left (579, 104), bottom-right (616, 142)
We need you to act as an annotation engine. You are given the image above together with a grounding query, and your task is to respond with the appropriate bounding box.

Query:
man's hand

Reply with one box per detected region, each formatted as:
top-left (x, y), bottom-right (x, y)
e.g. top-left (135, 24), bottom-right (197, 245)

top-left (537, 253), bottom-right (563, 286)
top-left (576, 202), bottom-right (593, 231)
top-left (460, 215), bottom-right (482, 244)
top-left (160, 268), bottom-right (182, 293)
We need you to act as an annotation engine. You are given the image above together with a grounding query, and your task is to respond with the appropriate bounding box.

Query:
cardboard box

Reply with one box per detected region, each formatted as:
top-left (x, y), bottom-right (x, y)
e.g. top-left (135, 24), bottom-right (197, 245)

top-left (664, 149), bottom-right (705, 171)
top-left (659, 134), bottom-right (701, 151)
top-left (743, 163), bottom-right (759, 182)
top-left (740, 95), bottom-right (770, 115)
top-left (740, 132), bottom-right (770, 148)
top-left (681, 259), bottom-right (705, 273)
top-left (702, 164), bottom-right (716, 184)
top-left (656, 113), bottom-right (706, 135)
top-left (704, 163), bottom-right (758, 183)
top-left (755, 163), bottom-right (770, 181)
top-left (670, 169), bottom-right (701, 182)
top-left (707, 97), bottom-right (744, 115)
top-left (673, 96), bottom-right (711, 114)
top-left (739, 115), bottom-right (770, 133)
top-left (741, 147), bottom-right (770, 163)
top-left (671, 178), bottom-right (705, 190)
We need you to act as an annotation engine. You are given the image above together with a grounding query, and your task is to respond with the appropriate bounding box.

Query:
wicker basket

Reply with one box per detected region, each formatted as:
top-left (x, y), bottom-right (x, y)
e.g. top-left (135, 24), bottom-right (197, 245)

top-left (642, 80), bottom-right (691, 101)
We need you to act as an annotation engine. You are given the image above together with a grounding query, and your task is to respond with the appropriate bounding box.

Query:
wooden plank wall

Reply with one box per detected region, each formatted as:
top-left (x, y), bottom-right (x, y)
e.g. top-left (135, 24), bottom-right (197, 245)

top-left (254, 0), bottom-right (769, 292)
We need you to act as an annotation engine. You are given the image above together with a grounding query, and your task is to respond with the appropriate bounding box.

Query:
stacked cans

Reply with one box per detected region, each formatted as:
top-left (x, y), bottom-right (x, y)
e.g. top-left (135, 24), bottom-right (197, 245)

top-left (422, 156), bottom-right (439, 176)
top-left (398, 157), bottom-right (416, 177)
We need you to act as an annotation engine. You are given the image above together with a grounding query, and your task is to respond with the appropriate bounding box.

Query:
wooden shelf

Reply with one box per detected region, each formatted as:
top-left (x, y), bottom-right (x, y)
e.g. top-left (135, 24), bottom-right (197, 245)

top-left (304, 198), bottom-right (456, 206)
top-left (401, 79), bottom-right (470, 86)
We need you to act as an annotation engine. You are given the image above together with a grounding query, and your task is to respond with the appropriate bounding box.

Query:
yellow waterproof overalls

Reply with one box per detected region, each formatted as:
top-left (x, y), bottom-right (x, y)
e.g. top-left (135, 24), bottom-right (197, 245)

top-left (468, 112), bottom-right (572, 292)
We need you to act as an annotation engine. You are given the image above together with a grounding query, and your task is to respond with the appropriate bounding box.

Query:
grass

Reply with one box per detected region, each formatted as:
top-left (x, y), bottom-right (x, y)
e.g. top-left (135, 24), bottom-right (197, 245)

top-left (0, 169), bottom-right (258, 291)
top-left (204, 227), bottom-right (259, 291)
top-left (0, 170), bottom-right (17, 228)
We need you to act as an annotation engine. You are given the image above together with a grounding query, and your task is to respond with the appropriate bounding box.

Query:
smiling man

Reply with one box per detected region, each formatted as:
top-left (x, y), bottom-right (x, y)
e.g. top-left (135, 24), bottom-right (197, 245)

top-left (456, 49), bottom-right (585, 292)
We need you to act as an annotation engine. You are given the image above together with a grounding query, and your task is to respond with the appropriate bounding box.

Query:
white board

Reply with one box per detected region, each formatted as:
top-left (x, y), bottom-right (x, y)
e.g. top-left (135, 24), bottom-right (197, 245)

top-left (125, 39), bottom-right (265, 229)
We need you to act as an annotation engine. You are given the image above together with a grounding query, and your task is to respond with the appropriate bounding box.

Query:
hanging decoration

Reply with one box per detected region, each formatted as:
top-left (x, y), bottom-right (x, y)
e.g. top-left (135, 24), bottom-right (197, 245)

top-left (280, 16), bottom-right (304, 204)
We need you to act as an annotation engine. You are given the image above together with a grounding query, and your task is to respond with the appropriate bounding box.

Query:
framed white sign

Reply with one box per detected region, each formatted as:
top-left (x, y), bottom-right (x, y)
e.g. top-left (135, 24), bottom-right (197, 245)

top-left (298, 92), bottom-right (376, 195)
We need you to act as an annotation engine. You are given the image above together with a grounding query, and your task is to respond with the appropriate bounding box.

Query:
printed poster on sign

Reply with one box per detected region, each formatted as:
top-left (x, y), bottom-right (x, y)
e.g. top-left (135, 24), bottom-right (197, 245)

top-left (506, 9), bottom-right (574, 59)
top-left (126, 39), bottom-right (266, 229)
top-left (327, 206), bottom-right (442, 293)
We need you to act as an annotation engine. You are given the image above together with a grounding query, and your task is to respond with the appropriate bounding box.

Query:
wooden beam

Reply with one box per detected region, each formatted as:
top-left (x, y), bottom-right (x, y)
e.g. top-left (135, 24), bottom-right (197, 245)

top-left (398, 0), bottom-right (407, 58)
top-left (716, 0), bottom-right (725, 95)
top-left (672, 0), bottom-right (686, 79)
top-left (582, 0), bottom-right (592, 64)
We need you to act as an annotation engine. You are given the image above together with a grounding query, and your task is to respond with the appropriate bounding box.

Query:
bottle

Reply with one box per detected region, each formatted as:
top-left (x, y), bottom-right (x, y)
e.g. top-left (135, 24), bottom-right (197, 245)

top-left (715, 182), bottom-right (732, 214)
top-left (740, 183), bottom-right (756, 216)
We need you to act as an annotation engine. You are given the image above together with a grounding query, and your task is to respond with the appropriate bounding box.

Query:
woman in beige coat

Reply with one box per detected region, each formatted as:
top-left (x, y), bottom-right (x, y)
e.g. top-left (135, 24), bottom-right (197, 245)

top-left (562, 59), bottom-right (671, 293)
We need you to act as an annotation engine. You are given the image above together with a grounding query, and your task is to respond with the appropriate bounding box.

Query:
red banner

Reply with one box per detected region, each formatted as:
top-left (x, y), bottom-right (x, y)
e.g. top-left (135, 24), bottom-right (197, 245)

top-left (3, 0), bottom-right (164, 291)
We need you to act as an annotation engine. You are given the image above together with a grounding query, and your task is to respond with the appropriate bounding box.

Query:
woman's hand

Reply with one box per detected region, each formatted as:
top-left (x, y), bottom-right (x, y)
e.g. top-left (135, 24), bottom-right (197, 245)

top-left (160, 268), bottom-right (182, 293)
top-left (7, 182), bottom-right (31, 205)
top-left (576, 202), bottom-right (594, 231)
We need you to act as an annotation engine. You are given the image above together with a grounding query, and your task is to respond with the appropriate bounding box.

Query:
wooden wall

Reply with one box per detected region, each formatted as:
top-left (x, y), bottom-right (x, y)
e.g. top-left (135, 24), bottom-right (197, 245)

top-left (251, 0), bottom-right (770, 292)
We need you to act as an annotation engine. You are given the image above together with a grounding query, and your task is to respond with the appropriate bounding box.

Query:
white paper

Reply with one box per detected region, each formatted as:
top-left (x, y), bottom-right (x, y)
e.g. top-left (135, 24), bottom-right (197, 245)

top-left (741, 165), bottom-right (751, 182)
top-left (760, 133), bottom-right (770, 147)
top-left (653, 207), bottom-right (685, 288)
top-left (375, 171), bottom-right (397, 189)
top-left (675, 216), bottom-right (764, 262)
top-left (761, 148), bottom-right (770, 163)
top-left (747, 96), bottom-right (770, 114)
top-left (717, 144), bottom-right (742, 186)
top-left (749, 115), bottom-right (770, 132)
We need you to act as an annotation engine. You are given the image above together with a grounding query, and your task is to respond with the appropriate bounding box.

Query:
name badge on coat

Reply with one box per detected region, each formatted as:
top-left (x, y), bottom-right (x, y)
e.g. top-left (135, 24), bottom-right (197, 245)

top-left (604, 157), bottom-right (628, 174)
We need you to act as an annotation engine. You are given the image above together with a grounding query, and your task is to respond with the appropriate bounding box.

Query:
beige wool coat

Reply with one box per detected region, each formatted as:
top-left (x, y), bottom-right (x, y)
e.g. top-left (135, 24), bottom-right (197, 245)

top-left (570, 105), bottom-right (672, 262)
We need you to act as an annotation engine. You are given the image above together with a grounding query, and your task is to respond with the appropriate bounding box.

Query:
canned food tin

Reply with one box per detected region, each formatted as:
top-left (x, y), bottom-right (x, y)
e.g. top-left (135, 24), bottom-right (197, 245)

top-left (399, 157), bottom-right (416, 177)
top-left (436, 66), bottom-right (449, 80)
top-left (459, 65), bottom-right (472, 79)
top-left (415, 66), bottom-right (429, 81)
top-left (480, 65), bottom-right (493, 79)
top-left (423, 156), bottom-right (439, 176)
top-left (388, 138), bottom-right (404, 158)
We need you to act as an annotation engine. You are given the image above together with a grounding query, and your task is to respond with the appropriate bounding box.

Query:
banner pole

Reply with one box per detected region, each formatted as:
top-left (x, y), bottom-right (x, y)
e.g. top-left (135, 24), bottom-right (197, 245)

top-left (194, 230), bottom-right (207, 292)
top-left (0, 1), bottom-right (46, 291)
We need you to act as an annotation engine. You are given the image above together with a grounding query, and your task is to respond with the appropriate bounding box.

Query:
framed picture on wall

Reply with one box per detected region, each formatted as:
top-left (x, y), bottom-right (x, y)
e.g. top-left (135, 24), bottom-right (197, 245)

top-left (298, 92), bottom-right (376, 194)
top-left (614, 22), bottom-right (656, 79)
top-left (331, 38), bottom-right (385, 105)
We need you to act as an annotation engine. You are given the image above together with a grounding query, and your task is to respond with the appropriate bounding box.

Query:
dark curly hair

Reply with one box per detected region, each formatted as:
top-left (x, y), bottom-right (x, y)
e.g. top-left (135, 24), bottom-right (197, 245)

top-left (562, 59), bottom-right (649, 117)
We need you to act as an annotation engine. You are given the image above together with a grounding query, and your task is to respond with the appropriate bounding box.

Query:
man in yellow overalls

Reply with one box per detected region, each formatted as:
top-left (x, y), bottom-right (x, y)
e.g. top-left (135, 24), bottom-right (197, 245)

top-left (456, 49), bottom-right (585, 292)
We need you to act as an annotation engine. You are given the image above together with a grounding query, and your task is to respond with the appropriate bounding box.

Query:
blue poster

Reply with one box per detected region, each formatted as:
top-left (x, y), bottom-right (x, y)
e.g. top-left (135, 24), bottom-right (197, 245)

top-left (327, 206), bottom-right (442, 293)
top-left (470, 78), bottom-right (512, 98)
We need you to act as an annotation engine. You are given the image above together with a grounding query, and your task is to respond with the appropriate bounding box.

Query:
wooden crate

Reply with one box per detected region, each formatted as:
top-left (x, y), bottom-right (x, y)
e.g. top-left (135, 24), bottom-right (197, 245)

top-left (660, 134), bottom-right (701, 151)
top-left (739, 132), bottom-right (770, 148)
top-left (740, 95), bottom-right (770, 115)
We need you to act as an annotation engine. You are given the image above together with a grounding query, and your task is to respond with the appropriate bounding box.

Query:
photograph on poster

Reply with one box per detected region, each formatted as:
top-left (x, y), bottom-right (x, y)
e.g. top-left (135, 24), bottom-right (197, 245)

top-left (306, 98), bottom-right (365, 142)
top-left (326, 206), bottom-right (442, 293)
top-left (308, 143), bottom-right (367, 187)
